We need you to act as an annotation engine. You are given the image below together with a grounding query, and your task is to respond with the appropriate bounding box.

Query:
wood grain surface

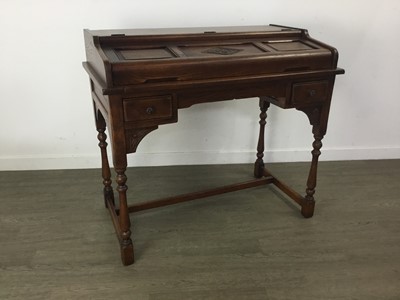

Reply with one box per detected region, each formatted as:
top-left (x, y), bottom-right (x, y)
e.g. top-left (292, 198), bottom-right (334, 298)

top-left (1, 161), bottom-right (399, 299)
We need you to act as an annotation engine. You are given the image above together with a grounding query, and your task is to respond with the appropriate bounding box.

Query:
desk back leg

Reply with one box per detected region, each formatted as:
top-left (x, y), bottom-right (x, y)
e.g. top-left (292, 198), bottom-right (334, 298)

top-left (95, 109), bottom-right (115, 208)
top-left (254, 97), bottom-right (270, 178)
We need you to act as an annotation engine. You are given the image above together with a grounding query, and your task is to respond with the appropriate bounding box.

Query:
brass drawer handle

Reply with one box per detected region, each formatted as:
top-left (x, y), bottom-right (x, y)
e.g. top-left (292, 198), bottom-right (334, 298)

top-left (146, 107), bottom-right (155, 115)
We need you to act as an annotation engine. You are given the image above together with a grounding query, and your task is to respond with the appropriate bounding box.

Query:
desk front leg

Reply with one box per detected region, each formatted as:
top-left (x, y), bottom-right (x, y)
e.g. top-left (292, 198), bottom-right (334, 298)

top-left (104, 95), bottom-right (135, 266)
top-left (111, 142), bottom-right (135, 265)
top-left (94, 104), bottom-right (134, 264)
top-left (115, 165), bottom-right (134, 265)
top-left (298, 105), bottom-right (328, 218)
top-left (301, 124), bottom-right (323, 217)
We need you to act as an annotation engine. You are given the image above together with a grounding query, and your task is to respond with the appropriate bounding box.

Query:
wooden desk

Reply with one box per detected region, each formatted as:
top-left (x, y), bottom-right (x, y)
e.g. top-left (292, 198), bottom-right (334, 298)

top-left (83, 25), bottom-right (344, 265)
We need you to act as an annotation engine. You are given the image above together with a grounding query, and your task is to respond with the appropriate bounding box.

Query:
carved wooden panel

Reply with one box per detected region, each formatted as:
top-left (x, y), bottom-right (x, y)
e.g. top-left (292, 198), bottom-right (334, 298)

top-left (179, 43), bottom-right (265, 57)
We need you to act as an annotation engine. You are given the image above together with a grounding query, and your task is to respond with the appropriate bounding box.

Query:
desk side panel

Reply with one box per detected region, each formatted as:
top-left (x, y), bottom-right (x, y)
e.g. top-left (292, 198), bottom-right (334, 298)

top-left (84, 30), bottom-right (112, 88)
top-left (302, 30), bottom-right (339, 69)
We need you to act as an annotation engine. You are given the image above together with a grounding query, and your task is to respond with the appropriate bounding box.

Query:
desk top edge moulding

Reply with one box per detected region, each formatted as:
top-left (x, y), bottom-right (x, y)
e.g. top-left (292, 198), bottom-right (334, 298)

top-left (83, 24), bottom-right (344, 265)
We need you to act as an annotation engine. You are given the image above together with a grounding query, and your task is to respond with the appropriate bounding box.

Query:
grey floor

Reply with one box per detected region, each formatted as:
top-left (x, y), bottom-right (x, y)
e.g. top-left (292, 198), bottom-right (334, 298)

top-left (1, 160), bottom-right (400, 300)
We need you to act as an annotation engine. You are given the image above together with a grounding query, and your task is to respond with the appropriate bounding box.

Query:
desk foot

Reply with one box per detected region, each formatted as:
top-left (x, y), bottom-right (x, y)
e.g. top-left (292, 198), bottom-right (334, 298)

top-left (120, 241), bottom-right (134, 266)
top-left (301, 200), bottom-right (315, 218)
top-left (105, 197), bottom-right (134, 265)
top-left (254, 162), bottom-right (265, 179)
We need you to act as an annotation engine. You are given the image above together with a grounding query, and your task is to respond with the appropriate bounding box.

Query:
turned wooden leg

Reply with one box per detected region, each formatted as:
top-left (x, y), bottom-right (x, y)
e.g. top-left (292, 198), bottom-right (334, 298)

top-left (301, 125), bottom-right (324, 218)
top-left (96, 127), bottom-right (115, 208)
top-left (115, 168), bottom-right (134, 265)
top-left (254, 97), bottom-right (270, 178)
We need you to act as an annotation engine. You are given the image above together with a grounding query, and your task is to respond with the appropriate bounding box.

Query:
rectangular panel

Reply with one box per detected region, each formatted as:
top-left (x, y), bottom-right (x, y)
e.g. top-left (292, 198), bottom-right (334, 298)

top-left (118, 48), bottom-right (175, 60)
top-left (266, 41), bottom-right (315, 51)
top-left (179, 43), bottom-right (266, 58)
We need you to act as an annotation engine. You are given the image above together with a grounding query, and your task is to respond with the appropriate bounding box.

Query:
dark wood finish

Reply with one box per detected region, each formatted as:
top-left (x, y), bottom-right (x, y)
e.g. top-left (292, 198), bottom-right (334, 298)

top-left (302, 125), bottom-right (324, 218)
top-left (95, 110), bottom-right (115, 208)
top-left (115, 167), bottom-right (134, 265)
top-left (254, 97), bottom-right (270, 178)
top-left (123, 177), bottom-right (274, 213)
top-left (83, 25), bottom-right (344, 265)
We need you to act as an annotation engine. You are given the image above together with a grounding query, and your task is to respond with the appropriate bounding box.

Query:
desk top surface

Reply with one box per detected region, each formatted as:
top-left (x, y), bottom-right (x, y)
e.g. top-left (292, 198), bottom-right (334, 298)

top-left (85, 24), bottom-right (331, 63)
top-left (86, 25), bottom-right (297, 37)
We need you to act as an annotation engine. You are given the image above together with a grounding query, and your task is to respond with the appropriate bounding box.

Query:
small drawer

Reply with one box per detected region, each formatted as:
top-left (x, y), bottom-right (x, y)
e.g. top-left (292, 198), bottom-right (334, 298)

top-left (123, 95), bottom-right (173, 122)
top-left (292, 81), bottom-right (329, 106)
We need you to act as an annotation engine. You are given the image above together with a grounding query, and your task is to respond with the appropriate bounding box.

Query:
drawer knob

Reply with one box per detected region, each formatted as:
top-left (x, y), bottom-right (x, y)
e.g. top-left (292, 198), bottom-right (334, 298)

top-left (309, 89), bottom-right (316, 97)
top-left (146, 107), bottom-right (155, 115)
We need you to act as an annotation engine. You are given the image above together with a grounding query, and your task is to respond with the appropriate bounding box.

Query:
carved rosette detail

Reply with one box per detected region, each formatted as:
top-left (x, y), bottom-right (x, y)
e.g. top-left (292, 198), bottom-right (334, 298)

top-left (202, 47), bottom-right (243, 55)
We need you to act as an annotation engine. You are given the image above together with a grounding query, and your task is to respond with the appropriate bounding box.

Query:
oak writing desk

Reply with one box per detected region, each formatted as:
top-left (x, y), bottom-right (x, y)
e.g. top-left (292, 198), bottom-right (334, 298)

top-left (83, 25), bottom-right (344, 265)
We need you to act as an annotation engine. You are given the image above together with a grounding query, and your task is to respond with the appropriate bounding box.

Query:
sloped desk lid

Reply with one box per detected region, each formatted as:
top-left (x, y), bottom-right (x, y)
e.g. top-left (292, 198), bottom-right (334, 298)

top-left (85, 25), bottom-right (339, 86)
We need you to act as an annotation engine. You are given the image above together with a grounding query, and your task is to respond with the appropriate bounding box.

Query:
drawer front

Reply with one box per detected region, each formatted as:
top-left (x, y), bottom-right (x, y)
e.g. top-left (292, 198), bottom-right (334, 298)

top-left (292, 81), bottom-right (329, 106)
top-left (123, 95), bottom-right (173, 122)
